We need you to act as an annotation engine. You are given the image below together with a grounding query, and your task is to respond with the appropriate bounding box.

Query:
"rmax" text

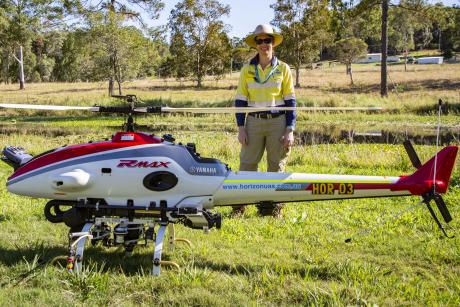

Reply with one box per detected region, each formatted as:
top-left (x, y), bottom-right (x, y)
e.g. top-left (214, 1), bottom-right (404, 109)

top-left (117, 160), bottom-right (171, 168)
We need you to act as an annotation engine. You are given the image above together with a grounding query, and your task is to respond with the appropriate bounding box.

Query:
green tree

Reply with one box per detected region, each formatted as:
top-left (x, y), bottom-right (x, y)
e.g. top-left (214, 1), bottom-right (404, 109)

top-left (0, 0), bottom-right (67, 88)
top-left (31, 32), bottom-right (66, 81)
top-left (52, 30), bottom-right (94, 81)
top-left (75, 0), bottom-right (164, 23)
top-left (75, 0), bottom-right (164, 94)
top-left (329, 0), bottom-right (348, 40)
top-left (351, 0), bottom-right (433, 96)
top-left (271, 0), bottom-right (333, 88)
top-left (88, 12), bottom-right (160, 95)
top-left (386, 1), bottom-right (434, 70)
top-left (0, 7), bottom-right (10, 83)
top-left (428, 4), bottom-right (458, 58)
top-left (168, 31), bottom-right (190, 83)
top-left (332, 37), bottom-right (367, 85)
top-left (168, 0), bottom-right (231, 87)
top-left (141, 26), bottom-right (169, 78)
top-left (330, 0), bottom-right (380, 44)
top-left (229, 37), bottom-right (255, 72)
top-left (452, 7), bottom-right (460, 51)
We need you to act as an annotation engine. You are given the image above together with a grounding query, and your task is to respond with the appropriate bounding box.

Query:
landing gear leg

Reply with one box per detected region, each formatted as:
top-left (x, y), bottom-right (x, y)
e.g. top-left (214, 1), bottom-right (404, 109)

top-left (168, 223), bottom-right (175, 251)
top-left (167, 223), bottom-right (192, 251)
top-left (169, 223), bottom-right (192, 248)
top-left (68, 222), bottom-right (94, 273)
top-left (152, 223), bottom-right (167, 276)
top-left (152, 223), bottom-right (182, 275)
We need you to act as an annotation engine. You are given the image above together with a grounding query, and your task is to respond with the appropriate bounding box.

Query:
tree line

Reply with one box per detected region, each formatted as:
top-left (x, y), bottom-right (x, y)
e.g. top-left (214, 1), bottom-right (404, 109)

top-left (0, 0), bottom-right (459, 94)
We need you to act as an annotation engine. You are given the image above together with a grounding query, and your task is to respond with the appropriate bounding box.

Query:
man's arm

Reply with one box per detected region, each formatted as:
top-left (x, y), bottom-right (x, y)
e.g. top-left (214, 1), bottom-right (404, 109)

top-left (235, 66), bottom-right (249, 145)
top-left (282, 63), bottom-right (296, 131)
top-left (282, 63), bottom-right (296, 148)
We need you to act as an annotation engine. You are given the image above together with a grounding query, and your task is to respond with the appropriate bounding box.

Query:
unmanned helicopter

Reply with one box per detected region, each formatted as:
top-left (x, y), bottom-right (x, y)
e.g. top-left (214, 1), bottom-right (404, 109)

top-left (0, 96), bottom-right (457, 276)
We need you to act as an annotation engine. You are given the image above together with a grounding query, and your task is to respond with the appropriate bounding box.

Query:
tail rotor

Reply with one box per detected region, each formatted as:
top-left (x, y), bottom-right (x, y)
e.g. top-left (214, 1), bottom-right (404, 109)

top-left (403, 140), bottom-right (455, 238)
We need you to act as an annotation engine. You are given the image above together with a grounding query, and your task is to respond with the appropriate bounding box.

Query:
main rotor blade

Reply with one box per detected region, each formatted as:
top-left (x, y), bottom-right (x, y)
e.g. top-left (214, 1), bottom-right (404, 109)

top-left (0, 103), bottom-right (99, 111)
top-left (1, 103), bottom-right (383, 114)
top-left (136, 106), bottom-right (384, 114)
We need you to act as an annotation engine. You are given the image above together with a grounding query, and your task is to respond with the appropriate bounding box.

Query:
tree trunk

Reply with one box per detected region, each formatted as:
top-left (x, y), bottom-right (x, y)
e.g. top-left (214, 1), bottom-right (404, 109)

top-left (117, 80), bottom-right (122, 95)
top-left (109, 54), bottom-right (117, 96)
top-left (320, 42), bottom-right (323, 61)
top-left (380, 0), bottom-right (388, 97)
top-left (116, 62), bottom-right (122, 95)
top-left (18, 46), bottom-right (25, 90)
top-left (230, 57), bottom-right (232, 75)
top-left (196, 51), bottom-right (202, 88)
top-left (404, 50), bottom-right (407, 72)
top-left (2, 50), bottom-right (9, 84)
top-left (438, 28), bottom-right (441, 51)
top-left (108, 77), bottom-right (114, 96)
top-left (295, 65), bottom-right (300, 88)
top-left (349, 65), bottom-right (354, 85)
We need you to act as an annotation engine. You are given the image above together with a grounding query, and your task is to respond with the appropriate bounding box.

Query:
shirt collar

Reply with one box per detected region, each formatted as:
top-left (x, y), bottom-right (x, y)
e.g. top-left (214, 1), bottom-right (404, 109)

top-left (250, 55), bottom-right (278, 67)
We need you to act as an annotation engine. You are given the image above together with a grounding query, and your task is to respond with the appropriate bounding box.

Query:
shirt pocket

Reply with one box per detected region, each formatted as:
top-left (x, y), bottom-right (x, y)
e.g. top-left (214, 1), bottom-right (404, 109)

top-left (272, 74), bottom-right (283, 89)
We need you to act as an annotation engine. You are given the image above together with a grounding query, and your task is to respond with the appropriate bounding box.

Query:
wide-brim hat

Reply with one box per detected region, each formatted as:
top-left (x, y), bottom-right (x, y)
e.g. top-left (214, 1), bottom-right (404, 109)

top-left (244, 24), bottom-right (283, 48)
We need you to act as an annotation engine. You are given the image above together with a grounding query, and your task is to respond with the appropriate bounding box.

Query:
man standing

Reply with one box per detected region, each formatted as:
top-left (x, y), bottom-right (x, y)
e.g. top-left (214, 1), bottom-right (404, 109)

top-left (233, 24), bottom-right (296, 217)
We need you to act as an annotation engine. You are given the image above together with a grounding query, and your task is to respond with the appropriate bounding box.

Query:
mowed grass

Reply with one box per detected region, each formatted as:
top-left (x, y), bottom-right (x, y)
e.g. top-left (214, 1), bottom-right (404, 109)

top-left (0, 61), bottom-right (459, 305)
top-left (0, 129), bottom-right (459, 305)
top-left (1, 61), bottom-right (460, 112)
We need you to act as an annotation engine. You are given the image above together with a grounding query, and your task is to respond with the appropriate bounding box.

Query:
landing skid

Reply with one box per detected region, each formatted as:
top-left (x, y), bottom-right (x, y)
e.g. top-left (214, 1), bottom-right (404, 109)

top-left (67, 219), bottom-right (191, 275)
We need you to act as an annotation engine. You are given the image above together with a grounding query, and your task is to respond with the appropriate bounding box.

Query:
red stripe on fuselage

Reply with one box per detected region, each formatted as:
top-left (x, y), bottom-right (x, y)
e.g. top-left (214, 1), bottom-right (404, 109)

top-left (9, 132), bottom-right (162, 180)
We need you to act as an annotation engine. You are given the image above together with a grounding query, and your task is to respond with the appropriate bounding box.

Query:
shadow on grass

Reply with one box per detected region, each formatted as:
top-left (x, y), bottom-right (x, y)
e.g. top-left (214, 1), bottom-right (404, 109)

top-left (192, 257), bottom-right (344, 281)
top-left (413, 101), bottom-right (460, 115)
top-left (39, 87), bottom-right (104, 96)
top-left (0, 237), bottom-right (343, 279)
top-left (2, 115), bottom-right (105, 123)
top-left (130, 84), bottom-right (236, 92)
top-left (0, 123), bottom-right (89, 138)
top-left (141, 98), bottom-right (232, 108)
top-left (0, 243), bottom-right (68, 267)
top-left (326, 78), bottom-right (460, 94)
top-left (0, 242), bottom-right (177, 276)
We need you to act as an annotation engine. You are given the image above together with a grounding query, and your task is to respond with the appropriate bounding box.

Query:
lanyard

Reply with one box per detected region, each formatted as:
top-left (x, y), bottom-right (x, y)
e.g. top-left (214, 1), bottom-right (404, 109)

top-left (254, 58), bottom-right (278, 84)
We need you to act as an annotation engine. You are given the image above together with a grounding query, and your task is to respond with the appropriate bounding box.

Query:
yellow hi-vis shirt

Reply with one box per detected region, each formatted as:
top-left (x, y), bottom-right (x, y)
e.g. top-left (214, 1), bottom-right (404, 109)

top-left (235, 58), bottom-right (296, 107)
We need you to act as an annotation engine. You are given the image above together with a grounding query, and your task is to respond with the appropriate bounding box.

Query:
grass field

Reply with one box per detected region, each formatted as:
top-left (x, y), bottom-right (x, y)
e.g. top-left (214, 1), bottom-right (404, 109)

top-left (1, 61), bottom-right (459, 110)
top-left (0, 62), bottom-right (459, 305)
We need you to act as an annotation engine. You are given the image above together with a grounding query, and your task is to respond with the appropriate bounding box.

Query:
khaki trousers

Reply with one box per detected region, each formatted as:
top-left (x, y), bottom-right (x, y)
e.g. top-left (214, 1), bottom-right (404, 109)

top-left (240, 114), bottom-right (290, 172)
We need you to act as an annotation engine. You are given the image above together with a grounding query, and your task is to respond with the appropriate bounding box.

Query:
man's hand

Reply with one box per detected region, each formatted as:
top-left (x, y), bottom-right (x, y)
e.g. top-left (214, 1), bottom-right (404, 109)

top-left (238, 126), bottom-right (248, 145)
top-left (281, 129), bottom-right (294, 148)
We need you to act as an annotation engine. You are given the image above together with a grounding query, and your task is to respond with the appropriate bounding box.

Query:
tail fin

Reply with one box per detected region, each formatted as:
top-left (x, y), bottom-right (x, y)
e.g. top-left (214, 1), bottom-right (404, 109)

top-left (399, 146), bottom-right (458, 195)
top-left (399, 144), bottom-right (458, 237)
top-left (401, 100), bottom-right (457, 237)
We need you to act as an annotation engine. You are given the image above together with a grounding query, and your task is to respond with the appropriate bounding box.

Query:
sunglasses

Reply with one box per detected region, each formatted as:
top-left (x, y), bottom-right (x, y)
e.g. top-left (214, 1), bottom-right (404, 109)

top-left (255, 37), bottom-right (273, 45)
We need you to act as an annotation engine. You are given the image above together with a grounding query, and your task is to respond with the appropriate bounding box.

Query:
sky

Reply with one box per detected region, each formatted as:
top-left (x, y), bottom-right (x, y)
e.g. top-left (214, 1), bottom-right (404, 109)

top-left (149, 0), bottom-right (460, 39)
top-left (150, 0), bottom-right (275, 39)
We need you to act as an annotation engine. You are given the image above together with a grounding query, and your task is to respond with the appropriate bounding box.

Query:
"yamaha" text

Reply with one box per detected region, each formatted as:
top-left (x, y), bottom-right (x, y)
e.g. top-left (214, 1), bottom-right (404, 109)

top-left (117, 160), bottom-right (171, 168)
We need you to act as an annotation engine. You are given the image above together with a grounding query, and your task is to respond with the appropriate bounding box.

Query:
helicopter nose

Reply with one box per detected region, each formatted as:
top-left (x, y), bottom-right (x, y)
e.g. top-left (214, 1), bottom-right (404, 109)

top-left (6, 179), bottom-right (33, 196)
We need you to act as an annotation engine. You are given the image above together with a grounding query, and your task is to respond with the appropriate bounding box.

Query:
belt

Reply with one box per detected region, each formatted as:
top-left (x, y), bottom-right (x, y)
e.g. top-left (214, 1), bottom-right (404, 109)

top-left (248, 112), bottom-right (285, 119)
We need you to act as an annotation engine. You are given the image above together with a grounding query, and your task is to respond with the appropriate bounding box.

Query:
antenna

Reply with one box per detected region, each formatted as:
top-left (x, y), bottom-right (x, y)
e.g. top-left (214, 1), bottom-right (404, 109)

top-left (432, 99), bottom-right (443, 193)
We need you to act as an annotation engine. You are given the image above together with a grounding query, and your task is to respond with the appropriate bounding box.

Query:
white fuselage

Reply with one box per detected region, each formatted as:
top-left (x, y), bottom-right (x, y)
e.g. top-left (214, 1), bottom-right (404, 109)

top-left (7, 145), bottom-right (409, 209)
